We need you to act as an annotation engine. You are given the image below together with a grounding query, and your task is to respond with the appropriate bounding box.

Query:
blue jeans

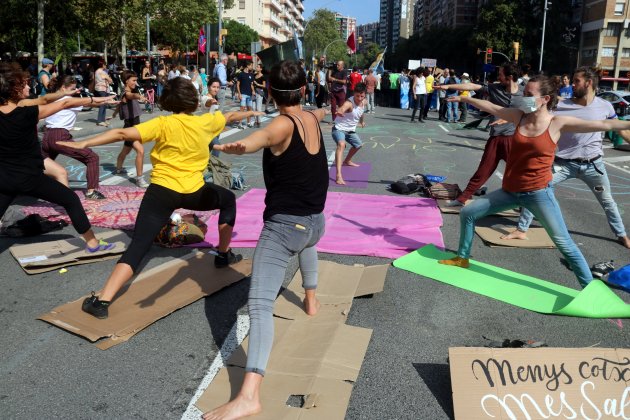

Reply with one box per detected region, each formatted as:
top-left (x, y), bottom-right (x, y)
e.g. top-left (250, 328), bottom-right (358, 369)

top-left (95, 91), bottom-right (109, 123)
top-left (517, 157), bottom-right (627, 238)
top-left (447, 100), bottom-right (458, 122)
top-left (246, 213), bottom-right (325, 375)
top-left (458, 186), bottom-right (592, 286)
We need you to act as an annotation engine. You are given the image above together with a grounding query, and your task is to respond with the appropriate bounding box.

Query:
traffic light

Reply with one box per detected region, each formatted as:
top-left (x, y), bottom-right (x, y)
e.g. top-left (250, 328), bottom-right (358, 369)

top-left (513, 42), bottom-right (520, 61)
top-left (485, 48), bottom-right (492, 64)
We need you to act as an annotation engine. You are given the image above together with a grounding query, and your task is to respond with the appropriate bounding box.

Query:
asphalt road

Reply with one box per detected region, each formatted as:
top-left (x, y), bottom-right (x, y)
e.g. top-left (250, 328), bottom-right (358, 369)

top-left (1, 99), bottom-right (629, 419)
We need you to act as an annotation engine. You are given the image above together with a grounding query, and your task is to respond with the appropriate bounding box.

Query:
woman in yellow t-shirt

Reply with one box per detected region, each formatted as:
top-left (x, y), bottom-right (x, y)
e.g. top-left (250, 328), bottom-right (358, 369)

top-left (59, 77), bottom-right (261, 319)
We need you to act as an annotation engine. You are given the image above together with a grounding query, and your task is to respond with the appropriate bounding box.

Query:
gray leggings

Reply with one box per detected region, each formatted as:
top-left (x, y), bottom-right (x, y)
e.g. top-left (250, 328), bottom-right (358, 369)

top-left (246, 213), bottom-right (325, 375)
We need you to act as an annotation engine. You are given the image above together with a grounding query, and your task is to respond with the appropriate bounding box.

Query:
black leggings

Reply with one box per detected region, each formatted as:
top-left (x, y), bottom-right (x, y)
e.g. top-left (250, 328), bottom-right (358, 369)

top-left (0, 172), bottom-right (91, 234)
top-left (119, 182), bottom-right (236, 272)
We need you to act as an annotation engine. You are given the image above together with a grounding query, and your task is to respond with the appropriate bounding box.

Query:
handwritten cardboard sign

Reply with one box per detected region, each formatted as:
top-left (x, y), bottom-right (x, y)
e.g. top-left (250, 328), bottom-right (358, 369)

top-left (449, 347), bottom-right (630, 419)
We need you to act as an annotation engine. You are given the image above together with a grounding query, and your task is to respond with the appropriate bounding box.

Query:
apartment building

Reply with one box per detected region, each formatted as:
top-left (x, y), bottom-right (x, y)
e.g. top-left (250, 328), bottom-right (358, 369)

top-left (578, 0), bottom-right (630, 89)
top-left (379, 0), bottom-right (414, 52)
top-left (222, 0), bottom-right (305, 48)
top-left (357, 22), bottom-right (380, 52)
top-left (335, 13), bottom-right (357, 41)
top-left (413, 0), bottom-right (479, 37)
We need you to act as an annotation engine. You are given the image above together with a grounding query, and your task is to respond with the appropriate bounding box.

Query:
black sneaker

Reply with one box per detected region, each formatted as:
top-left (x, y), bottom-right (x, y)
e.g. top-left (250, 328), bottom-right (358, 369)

top-left (85, 190), bottom-right (107, 200)
top-left (82, 292), bottom-right (110, 319)
top-left (214, 249), bottom-right (243, 268)
top-left (591, 260), bottom-right (615, 279)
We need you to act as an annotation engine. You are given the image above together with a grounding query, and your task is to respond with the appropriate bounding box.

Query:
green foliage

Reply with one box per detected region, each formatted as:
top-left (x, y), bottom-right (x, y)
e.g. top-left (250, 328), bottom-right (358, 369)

top-left (151, 0), bottom-right (218, 51)
top-left (303, 9), bottom-right (344, 62)
top-left (222, 20), bottom-right (259, 54)
top-left (472, 0), bottom-right (525, 55)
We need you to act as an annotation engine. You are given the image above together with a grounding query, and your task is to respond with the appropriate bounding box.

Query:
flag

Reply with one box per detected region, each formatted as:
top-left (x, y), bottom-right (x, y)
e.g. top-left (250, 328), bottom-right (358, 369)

top-left (369, 47), bottom-right (387, 74)
top-left (346, 32), bottom-right (356, 53)
top-left (198, 28), bottom-right (206, 54)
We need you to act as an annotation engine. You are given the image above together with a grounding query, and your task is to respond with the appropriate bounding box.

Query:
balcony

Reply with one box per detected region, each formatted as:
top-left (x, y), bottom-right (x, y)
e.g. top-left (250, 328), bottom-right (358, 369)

top-left (296, 0), bottom-right (304, 11)
top-left (280, 24), bottom-right (291, 34)
top-left (264, 13), bottom-right (283, 26)
top-left (266, 0), bottom-right (282, 12)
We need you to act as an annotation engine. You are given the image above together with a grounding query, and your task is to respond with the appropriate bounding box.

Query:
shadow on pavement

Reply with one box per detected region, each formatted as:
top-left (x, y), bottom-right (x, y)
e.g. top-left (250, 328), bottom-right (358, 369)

top-left (413, 362), bottom-right (455, 420)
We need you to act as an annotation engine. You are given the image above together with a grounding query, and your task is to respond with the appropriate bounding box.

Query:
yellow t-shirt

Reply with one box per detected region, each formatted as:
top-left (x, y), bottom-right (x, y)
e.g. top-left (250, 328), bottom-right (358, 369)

top-left (136, 112), bottom-right (226, 193)
top-left (425, 75), bottom-right (434, 94)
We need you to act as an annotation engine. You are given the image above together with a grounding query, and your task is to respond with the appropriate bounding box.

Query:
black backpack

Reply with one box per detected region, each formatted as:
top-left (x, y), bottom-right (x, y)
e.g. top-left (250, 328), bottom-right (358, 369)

top-left (3, 214), bottom-right (68, 237)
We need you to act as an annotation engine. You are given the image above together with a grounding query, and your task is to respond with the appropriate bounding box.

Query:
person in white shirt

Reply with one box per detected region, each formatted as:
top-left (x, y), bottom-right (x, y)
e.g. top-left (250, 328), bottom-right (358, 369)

top-left (411, 68), bottom-right (427, 122)
top-left (332, 83), bottom-right (367, 184)
top-left (42, 75), bottom-right (106, 200)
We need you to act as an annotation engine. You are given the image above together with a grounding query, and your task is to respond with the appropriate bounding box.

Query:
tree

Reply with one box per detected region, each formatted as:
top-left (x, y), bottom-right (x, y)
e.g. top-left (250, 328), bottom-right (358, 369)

top-left (472, 0), bottom-right (526, 59)
top-left (222, 20), bottom-right (259, 54)
top-left (303, 9), bottom-right (347, 64)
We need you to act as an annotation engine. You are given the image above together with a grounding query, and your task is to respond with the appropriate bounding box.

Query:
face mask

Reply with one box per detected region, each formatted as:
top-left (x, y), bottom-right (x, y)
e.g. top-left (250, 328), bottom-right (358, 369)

top-left (511, 95), bottom-right (539, 113)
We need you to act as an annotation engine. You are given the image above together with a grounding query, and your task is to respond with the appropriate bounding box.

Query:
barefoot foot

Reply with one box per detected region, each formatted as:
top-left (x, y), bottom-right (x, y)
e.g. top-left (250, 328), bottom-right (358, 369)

top-left (336, 177), bottom-right (346, 185)
top-left (500, 229), bottom-right (528, 240)
top-left (343, 160), bottom-right (360, 167)
top-left (438, 256), bottom-right (470, 268)
top-left (303, 297), bottom-right (321, 316)
top-left (202, 395), bottom-right (262, 420)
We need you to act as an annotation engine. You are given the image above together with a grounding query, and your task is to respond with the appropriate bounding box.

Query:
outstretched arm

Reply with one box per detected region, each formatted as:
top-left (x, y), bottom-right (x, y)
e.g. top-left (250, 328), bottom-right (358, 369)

top-left (335, 100), bottom-right (352, 116)
top-left (213, 115), bottom-right (294, 155)
top-left (57, 127), bottom-right (141, 149)
top-left (223, 110), bottom-right (264, 124)
top-left (19, 89), bottom-right (77, 106)
top-left (436, 82), bottom-right (483, 91)
top-left (554, 115), bottom-right (630, 133)
top-left (452, 96), bottom-right (523, 125)
top-left (37, 95), bottom-right (117, 120)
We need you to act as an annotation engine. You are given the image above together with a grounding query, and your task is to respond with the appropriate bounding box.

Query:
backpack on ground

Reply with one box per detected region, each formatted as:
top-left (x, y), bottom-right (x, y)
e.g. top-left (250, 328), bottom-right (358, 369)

top-left (204, 155), bottom-right (233, 190)
top-left (154, 213), bottom-right (208, 247)
top-left (428, 183), bottom-right (462, 200)
top-left (2, 214), bottom-right (68, 237)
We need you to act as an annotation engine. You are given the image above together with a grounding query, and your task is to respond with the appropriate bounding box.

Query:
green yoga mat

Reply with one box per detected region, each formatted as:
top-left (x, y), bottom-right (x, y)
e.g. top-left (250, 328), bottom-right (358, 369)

top-left (393, 245), bottom-right (630, 318)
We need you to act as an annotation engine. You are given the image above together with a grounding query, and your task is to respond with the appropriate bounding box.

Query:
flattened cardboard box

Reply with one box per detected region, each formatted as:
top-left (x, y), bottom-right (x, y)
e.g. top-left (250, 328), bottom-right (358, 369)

top-left (39, 252), bottom-right (251, 349)
top-left (10, 229), bottom-right (131, 274)
top-left (196, 261), bottom-right (389, 419)
top-left (449, 347), bottom-right (630, 420)
top-left (475, 225), bottom-right (555, 248)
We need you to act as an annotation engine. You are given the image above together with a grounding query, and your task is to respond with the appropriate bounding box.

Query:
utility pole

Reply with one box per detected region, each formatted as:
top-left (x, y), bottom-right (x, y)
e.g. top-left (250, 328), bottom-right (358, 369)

top-left (539, 0), bottom-right (551, 72)
top-left (218, 0), bottom-right (224, 56)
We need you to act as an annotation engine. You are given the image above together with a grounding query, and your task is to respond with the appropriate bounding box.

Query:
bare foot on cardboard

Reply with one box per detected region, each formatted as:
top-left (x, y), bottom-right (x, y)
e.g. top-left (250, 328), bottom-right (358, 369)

top-left (618, 236), bottom-right (630, 249)
top-left (303, 297), bottom-right (321, 316)
top-left (336, 176), bottom-right (346, 185)
top-left (343, 160), bottom-right (360, 167)
top-left (500, 229), bottom-right (528, 240)
top-left (202, 396), bottom-right (262, 420)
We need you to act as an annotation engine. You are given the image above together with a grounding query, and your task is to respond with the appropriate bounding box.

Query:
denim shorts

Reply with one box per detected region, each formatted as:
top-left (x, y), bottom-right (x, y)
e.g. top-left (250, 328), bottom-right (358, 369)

top-left (240, 94), bottom-right (253, 108)
top-left (332, 127), bottom-right (363, 148)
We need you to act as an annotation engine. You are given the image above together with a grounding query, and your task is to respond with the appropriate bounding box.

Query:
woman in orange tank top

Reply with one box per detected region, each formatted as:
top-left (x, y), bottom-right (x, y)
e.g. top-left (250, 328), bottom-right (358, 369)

top-left (438, 75), bottom-right (630, 287)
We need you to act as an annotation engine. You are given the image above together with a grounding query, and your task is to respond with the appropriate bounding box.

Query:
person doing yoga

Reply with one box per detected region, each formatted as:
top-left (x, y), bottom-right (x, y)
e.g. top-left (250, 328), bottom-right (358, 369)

top-left (0, 62), bottom-right (117, 252)
top-left (58, 77), bottom-right (262, 319)
top-left (438, 75), bottom-right (630, 288)
top-left (202, 60), bottom-right (330, 420)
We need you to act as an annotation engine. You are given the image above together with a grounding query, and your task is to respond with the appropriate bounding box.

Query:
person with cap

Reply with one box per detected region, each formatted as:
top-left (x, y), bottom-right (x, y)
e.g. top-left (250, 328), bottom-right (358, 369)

top-left (458, 72), bottom-right (471, 123)
top-left (37, 58), bottom-right (55, 96)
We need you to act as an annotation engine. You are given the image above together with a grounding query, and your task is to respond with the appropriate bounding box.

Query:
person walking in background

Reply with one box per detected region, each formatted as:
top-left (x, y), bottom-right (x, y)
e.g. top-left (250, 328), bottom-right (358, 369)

top-left (364, 69), bottom-right (377, 114)
top-left (348, 66), bottom-right (363, 97)
top-left (410, 68), bottom-right (426, 122)
top-left (199, 68), bottom-right (208, 97)
top-left (94, 60), bottom-right (112, 127)
top-left (438, 68), bottom-right (448, 121)
top-left (236, 61), bottom-right (255, 128)
top-left (156, 64), bottom-right (167, 101)
top-left (423, 67), bottom-right (435, 119)
top-left (314, 63), bottom-right (328, 109)
top-left (213, 53), bottom-right (232, 112)
top-left (458, 72), bottom-right (471, 123)
top-left (37, 58), bottom-right (55, 96)
top-left (444, 70), bottom-right (460, 123)
top-left (113, 70), bottom-right (149, 188)
top-left (42, 75), bottom-right (107, 200)
top-left (253, 63), bottom-right (266, 128)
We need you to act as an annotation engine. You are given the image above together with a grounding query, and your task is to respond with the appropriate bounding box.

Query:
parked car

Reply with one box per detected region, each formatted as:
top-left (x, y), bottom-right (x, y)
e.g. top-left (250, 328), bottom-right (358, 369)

top-left (596, 90), bottom-right (630, 117)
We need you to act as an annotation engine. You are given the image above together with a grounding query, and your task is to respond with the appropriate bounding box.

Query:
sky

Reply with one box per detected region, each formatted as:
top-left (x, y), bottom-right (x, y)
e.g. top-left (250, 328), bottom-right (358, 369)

top-left (303, 0), bottom-right (380, 26)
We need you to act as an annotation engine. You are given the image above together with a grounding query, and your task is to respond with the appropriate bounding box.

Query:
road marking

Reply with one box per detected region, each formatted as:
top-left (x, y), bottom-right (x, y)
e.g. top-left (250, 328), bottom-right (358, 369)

top-left (603, 155), bottom-right (630, 163)
top-left (100, 164), bottom-right (153, 186)
top-left (327, 151), bottom-right (335, 168)
top-left (180, 314), bottom-right (250, 419)
top-left (495, 171), bottom-right (504, 180)
top-left (438, 124), bottom-right (449, 132)
top-left (605, 160), bottom-right (630, 175)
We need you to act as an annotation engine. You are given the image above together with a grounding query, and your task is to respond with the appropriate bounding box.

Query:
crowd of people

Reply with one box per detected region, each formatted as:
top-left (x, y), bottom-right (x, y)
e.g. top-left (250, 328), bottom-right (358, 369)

top-left (3, 54), bottom-right (630, 420)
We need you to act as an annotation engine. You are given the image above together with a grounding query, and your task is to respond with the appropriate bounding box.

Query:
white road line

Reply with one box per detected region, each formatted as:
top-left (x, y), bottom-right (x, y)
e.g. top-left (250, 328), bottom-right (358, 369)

top-left (100, 164), bottom-right (153, 186)
top-left (603, 155), bottom-right (630, 163)
top-left (181, 314), bottom-right (250, 419)
top-left (438, 124), bottom-right (449, 132)
top-left (604, 160), bottom-right (630, 175)
top-left (495, 171), bottom-right (504, 180)
top-left (327, 151), bottom-right (335, 168)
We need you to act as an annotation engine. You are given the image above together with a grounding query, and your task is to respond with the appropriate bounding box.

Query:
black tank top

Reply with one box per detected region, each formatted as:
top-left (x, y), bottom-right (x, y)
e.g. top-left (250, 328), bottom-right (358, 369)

top-left (262, 112), bottom-right (328, 220)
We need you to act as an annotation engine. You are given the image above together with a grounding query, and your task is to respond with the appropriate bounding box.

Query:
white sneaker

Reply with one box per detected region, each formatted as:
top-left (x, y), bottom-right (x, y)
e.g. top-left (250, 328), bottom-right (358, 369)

top-left (136, 176), bottom-right (150, 188)
top-left (445, 199), bottom-right (464, 207)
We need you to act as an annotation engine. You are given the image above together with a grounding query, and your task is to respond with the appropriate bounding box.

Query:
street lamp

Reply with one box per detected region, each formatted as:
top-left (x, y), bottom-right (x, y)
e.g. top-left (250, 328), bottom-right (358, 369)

top-left (539, 0), bottom-right (551, 72)
top-left (322, 38), bottom-right (346, 65)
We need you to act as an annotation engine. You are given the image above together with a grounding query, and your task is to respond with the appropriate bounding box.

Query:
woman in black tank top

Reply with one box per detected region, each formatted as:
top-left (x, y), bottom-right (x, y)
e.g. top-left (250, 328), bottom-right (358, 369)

top-left (205, 61), bottom-right (330, 419)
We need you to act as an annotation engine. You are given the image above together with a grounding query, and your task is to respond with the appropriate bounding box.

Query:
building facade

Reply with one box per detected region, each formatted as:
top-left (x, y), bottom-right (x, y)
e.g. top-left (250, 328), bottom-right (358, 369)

top-left (222, 0), bottom-right (305, 48)
top-left (413, 0), bottom-right (480, 37)
top-left (379, 0), bottom-right (414, 52)
top-left (357, 22), bottom-right (380, 52)
top-left (578, 0), bottom-right (630, 89)
top-left (335, 13), bottom-right (357, 41)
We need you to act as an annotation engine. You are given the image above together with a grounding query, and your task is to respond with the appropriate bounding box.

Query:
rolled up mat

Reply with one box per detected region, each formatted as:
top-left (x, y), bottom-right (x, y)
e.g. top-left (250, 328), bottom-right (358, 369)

top-left (392, 244), bottom-right (630, 318)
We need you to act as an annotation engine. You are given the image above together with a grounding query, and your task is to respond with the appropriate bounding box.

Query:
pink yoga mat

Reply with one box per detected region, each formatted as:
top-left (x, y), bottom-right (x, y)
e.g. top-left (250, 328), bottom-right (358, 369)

top-left (190, 189), bottom-right (444, 259)
top-left (328, 162), bottom-right (371, 188)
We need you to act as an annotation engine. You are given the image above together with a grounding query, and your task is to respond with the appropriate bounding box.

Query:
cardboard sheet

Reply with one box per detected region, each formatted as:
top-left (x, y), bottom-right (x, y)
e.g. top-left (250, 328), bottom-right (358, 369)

top-left (10, 230), bottom-right (130, 274)
top-left (39, 253), bottom-right (251, 349)
top-left (437, 199), bottom-right (520, 217)
top-left (475, 224), bottom-right (555, 248)
top-left (195, 261), bottom-right (389, 418)
top-left (449, 347), bottom-right (630, 420)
